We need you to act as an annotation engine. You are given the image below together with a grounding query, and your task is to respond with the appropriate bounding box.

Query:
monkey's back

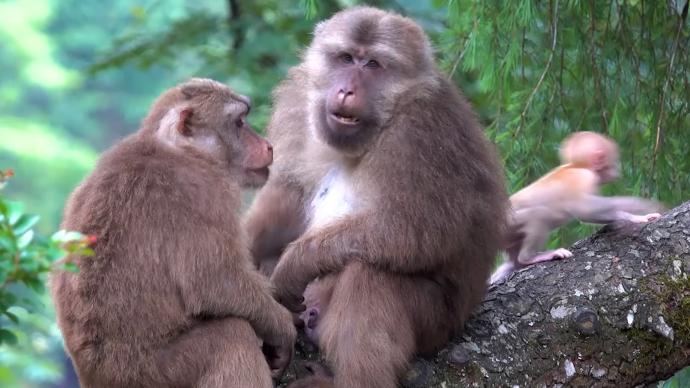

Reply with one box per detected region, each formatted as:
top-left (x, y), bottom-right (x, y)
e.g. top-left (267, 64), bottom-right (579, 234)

top-left (373, 75), bottom-right (509, 322)
top-left (51, 135), bottom-right (242, 378)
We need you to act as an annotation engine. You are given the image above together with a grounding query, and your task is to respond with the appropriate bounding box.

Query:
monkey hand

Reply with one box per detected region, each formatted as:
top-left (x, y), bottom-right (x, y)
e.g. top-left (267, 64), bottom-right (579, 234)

top-left (261, 337), bottom-right (295, 379)
top-left (270, 240), bottom-right (316, 312)
top-left (271, 271), bottom-right (308, 314)
top-left (630, 212), bottom-right (662, 223)
top-left (262, 304), bottom-right (297, 379)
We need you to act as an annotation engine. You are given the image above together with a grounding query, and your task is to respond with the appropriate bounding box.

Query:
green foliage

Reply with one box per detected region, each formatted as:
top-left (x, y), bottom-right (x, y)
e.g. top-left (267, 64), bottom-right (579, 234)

top-left (438, 0), bottom-right (690, 247)
top-left (659, 365), bottom-right (690, 388)
top-left (0, 171), bottom-right (92, 346)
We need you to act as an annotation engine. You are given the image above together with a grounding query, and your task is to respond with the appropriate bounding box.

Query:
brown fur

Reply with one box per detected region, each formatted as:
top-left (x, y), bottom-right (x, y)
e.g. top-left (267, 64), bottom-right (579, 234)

top-left (51, 78), bottom-right (295, 388)
top-left (245, 7), bottom-right (508, 388)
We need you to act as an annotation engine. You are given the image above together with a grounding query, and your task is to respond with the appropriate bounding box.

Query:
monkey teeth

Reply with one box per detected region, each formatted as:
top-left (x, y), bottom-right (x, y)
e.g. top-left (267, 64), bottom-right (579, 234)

top-left (333, 113), bottom-right (359, 124)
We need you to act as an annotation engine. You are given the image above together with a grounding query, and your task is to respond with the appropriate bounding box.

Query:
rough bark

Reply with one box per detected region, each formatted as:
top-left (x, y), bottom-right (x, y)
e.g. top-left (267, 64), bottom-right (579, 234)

top-left (281, 201), bottom-right (690, 387)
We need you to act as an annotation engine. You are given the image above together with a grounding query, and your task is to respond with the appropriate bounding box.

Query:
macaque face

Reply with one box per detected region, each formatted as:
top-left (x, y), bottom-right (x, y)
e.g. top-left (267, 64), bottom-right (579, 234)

top-left (185, 92), bottom-right (273, 188)
top-left (225, 109), bottom-right (273, 188)
top-left (591, 141), bottom-right (620, 184)
top-left (305, 10), bottom-right (433, 158)
top-left (314, 48), bottom-right (387, 156)
top-left (559, 131), bottom-right (621, 184)
top-left (596, 158), bottom-right (620, 183)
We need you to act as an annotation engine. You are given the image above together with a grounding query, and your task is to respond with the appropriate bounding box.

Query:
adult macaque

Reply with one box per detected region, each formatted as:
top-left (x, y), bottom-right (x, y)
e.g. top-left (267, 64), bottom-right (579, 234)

top-left (51, 79), bottom-right (296, 388)
top-left (491, 131), bottom-right (665, 283)
top-left (245, 7), bottom-right (508, 388)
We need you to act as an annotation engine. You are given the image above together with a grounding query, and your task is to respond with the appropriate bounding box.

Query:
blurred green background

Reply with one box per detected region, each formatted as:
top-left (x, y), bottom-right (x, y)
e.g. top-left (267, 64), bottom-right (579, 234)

top-left (0, 0), bottom-right (688, 386)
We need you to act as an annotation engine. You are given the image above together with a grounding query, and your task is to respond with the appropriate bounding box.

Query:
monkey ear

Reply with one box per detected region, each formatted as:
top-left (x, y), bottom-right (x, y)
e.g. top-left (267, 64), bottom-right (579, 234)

top-left (176, 108), bottom-right (193, 137)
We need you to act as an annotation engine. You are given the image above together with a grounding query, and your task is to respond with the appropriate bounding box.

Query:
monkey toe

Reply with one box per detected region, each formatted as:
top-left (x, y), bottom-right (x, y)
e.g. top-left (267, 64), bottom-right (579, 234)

top-left (554, 248), bottom-right (573, 259)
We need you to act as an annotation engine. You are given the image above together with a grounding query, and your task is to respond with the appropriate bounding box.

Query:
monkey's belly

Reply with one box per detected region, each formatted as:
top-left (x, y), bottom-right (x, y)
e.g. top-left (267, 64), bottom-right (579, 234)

top-left (308, 168), bottom-right (354, 229)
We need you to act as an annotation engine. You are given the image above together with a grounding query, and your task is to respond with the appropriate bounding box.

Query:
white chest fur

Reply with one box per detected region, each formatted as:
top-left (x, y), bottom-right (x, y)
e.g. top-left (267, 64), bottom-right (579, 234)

top-left (308, 168), bottom-right (355, 229)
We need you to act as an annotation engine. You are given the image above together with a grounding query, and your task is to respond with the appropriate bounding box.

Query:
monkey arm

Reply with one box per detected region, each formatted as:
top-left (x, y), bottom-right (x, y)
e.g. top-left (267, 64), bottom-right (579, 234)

top-left (244, 179), bottom-right (306, 272)
top-left (173, 249), bottom-right (296, 349)
top-left (270, 210), bottom-right (464, 311)
top-left (569, 195), bottom-right (665, 224)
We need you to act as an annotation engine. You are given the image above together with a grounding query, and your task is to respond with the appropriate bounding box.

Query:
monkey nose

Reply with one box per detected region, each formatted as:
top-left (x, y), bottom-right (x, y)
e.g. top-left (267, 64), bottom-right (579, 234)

top-left (338, 89), bottom-right (354, 103)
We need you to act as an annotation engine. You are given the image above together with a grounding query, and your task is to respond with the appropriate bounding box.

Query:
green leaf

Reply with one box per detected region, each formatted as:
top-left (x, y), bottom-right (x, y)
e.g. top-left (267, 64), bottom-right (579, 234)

top-left (16, 229), bottom-right (34, 249)
top-left (62, 262), bottom-right (79, 273)
top-left (52, 229), bottom-right (85, 243)
top-left (80, 248), bottom-right (96, 256)
top-left (11, 214), bottom-right (39, 235)
top-left (661, 365), bottom-right (690, 388)
top-left (46, 245), bottom-right (67, 261)
top-left (4, 201), bottom-right (24, 225)
top-left (18, 297), bottom-right (36, 313)
top-left (0, 234), bottom-right (13, 252)
top-left (23, 278), bottom-right (45, 293)
top-left (0, 329), bottom-right (17, 345)
top-left (0, 291), bottom-right (17, 306)
top-left (3, 311), bottom-right (18, 324)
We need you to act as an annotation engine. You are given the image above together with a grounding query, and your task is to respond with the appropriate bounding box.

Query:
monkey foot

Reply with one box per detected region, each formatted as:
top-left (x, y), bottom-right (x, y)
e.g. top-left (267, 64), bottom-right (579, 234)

top-left (551, 248), bottom-right (573, 259)
top-left (644, 213), bottom-right (662, 222)
top-left (522, 248), bottom-right (573, 265)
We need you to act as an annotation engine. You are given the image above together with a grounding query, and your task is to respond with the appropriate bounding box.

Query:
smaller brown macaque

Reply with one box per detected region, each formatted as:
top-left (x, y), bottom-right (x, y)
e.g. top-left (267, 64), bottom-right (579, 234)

top-left (50, 78), bottom-right (296, 388)
top-left (299, 276), bottom-right (337, 344)
top-left (491, 131), bottom-right (665, 283)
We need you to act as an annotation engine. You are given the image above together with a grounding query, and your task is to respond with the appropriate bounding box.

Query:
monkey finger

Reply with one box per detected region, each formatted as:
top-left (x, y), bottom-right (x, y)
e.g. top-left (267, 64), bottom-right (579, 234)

top-left (293, 312), bottom-right (305, 327)
top-left (553, 248), bottom-right (573, 259)
top-left (279, 294), bottom-right (306, 313)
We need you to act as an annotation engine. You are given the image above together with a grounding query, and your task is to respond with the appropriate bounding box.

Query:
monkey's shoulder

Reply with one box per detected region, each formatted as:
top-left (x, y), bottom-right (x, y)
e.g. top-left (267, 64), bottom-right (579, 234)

top-left (82, 137), bottom-right (234, 213)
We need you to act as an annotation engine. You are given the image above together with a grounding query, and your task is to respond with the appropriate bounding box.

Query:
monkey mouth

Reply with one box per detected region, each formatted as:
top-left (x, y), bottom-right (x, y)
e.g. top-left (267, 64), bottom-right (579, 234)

top-left (240, 166), bottom-right (270, 188)
top-left (247, 166), bottom-right (269, 177)
top-left (331, 112), bottom-right (360, 125)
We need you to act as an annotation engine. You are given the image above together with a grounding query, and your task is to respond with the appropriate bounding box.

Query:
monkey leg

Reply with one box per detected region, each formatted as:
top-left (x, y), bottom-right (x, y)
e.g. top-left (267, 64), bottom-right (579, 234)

top-left (313, 263), bottom-right (452, 388)
top-left (158, 317), bottom-right (273, 388)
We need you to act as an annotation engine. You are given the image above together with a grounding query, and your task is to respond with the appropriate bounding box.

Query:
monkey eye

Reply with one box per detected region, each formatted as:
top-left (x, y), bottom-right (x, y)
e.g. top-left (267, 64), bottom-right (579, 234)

top-left (340, 53), bottom-right (354, 64)
top-left (365, 60), bottom-right (380, 69)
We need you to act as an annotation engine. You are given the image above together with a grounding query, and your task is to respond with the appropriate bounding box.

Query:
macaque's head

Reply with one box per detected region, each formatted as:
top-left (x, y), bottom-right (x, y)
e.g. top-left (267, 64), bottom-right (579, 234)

top-left (144, 78), bottom-right (273, 188)
top-left (559, 131), bottom-right (620, 183)
top-left (303, 7), bottom-right (436, 157)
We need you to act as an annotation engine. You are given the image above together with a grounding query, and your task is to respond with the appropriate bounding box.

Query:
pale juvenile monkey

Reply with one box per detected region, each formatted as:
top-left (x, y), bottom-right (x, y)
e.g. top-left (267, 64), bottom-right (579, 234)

top-left (244, 7), bottom-right (508, 388)
top-left (490, 131), bottom-right (665, 283)
top-left (50, 78), bottom-right (296, 388)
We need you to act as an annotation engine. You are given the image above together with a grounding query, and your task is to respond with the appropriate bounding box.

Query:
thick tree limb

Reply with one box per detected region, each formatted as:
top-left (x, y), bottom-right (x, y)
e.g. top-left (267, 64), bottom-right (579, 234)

top-left (282, 201), bottom-right (690, 387)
